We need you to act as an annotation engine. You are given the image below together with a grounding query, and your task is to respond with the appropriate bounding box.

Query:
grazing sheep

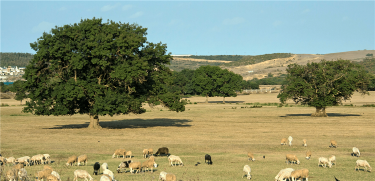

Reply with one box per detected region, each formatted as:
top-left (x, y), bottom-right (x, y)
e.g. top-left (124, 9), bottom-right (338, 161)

top-left (15, 156), bottom-right (30, 167)
top-left (165, 173), bottom-right (177, 181)
top-left (66, 155), bottom-right (77, 166)
top-left (280, 138), bottom-right (287, 145)
top-left (330, 140), bottom-right (337, 148)
top-left (102, 163), bottom-right (108, 170)
top-left (46, 175), bottom-right (59, 181)
top-left (129, 161), bottom-right (141, 174)
top-left (112, 149), bottom-right (126, 158)
top-left (242, 165), bottom-right (251, 180)
top-left (352, 147), bottom-right (360, 157)
top-left (12, 163), bottom-right (24, 170)
top-left (290, 168), bottom-right (309, 181)
top-left (275, 168), bottom-right (294, 181)
top-left (168, 155), bottom-right (183, 166)
top-left (93, 162), bottom-right (100, 175)
top-left (51, 171), bottom-right (61, 181)
top-left (147, 148), bottom-right (154, 157)
top-left (288, 136), bottom-right (293, 146)
top-left (73, 170), bottom-right (93, 181)
top-left (44, 165), bottom-right (53, 171)
top-left (6, 157), bottom-right (15, 165)
top-left (155, 147), bottom-right (169, 156)
top-left (302, 139), bottom-right (307, 147)
top-left (31, 154), bottom-right (45, 165)
top-left (124, 151), bottom-right (132, 158)
top-left (18, 168), bottom-right (28, 181)
top-left (355, 160), bottom-right (372, 172)
top-left (43, 154), bottom-right (51, 164)
top-left (329, 155), bottom-right (336, 166)
top-left (205, 154), bottom-right (213, 164)
top-left (35, 169), bottom-right (53, 181)
top-left (116, 160), bottom-right (132, 173)
top-left (159, 171), bottom-right (167, 181)
top-left (306, 150), bottom-right (312, 160)
top-left (143, 149), bottom-right (148, 158)
top-left (102, 169), bottom-right (115, 181)
top-left (141, 156), bottom-right (157, 172)
top-left (100, 174), bottom-right (112, 181)
top-left (6, 169), bottom-right (17, 181)
top-left (247, 152), bottom-right (255, 162)
top-left (286, 154), bottom-right (300, 165)
top-left (77, 154), bottom-right (88, 166)
top-left (318, 157), bottom-right (332, 168)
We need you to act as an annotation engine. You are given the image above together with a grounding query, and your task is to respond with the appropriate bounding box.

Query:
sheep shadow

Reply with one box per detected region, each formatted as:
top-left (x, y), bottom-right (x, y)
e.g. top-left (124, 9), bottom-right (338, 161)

top-left (44, 118), bottom-right (192, 129)
top-left (280, 113), bottom-right (361, 117)
top-left (197, 101), bottom-right (245, 104)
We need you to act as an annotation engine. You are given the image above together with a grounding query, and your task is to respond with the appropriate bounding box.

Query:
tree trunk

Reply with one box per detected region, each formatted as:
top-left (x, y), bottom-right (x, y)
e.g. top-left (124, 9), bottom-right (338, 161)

top-left (223, 97), bottom-right (225, 104)
top-left (88, 114), bottom-right (102, 129)
top-left (205, 95), bottom-right (208, 104)
top-left (311, 107), bottom-right (328, 117)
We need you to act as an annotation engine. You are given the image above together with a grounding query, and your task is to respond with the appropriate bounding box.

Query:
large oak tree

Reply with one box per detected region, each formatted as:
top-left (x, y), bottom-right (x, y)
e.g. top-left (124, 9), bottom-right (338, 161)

top-left (278, 59), bottom-right (370, 117)
top-left (23, 18), bottom-right (185, 128)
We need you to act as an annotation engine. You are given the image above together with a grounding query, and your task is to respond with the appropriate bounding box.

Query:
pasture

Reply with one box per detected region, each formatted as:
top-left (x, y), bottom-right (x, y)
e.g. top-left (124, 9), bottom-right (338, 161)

top-left (1, 92), bottom-right (374, 180)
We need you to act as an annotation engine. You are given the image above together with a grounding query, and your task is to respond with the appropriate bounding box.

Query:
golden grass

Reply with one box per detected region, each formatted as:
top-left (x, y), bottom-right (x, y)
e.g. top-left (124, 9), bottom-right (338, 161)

top-left (1, 92), bottom-right (374, 180)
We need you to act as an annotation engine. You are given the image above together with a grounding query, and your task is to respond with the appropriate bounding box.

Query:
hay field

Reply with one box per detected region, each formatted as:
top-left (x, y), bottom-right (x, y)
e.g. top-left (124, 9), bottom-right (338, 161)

top-left (1, 92), bottom-right (374, 181)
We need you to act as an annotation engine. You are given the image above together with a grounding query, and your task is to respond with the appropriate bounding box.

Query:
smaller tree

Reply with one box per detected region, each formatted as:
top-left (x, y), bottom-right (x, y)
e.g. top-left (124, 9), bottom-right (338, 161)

top-left (11, 80), bottom-right (27, 105)
top-left (278, 59), bottom-right (370, 117)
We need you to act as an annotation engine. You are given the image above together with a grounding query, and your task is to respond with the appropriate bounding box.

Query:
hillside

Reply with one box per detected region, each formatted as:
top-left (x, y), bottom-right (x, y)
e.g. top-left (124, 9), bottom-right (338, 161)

top-left (0, 52), bottom-right (33, 67)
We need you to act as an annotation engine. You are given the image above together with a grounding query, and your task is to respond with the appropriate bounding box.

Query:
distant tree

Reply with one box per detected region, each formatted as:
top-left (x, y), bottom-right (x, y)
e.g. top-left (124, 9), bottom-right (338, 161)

top-left (10, 80), bottom-right (27, 104)
top-left (267, 73), bottom-right (273, 77)
top-left (172, 69), bottom-right (196, 95)
top-left (192, 65), bottom-right (243, 103)
top-left (278, 59), bottom-right (370, 117)
top-left (366, 53), bottom-right (373, 57)
top-left (0, 82), bottom-right (11, 93)
top-left (23, 18), bottom-right (185, 129)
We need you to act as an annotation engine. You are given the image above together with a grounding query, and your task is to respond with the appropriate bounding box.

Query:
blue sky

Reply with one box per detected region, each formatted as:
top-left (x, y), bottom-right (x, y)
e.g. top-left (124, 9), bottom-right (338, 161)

top-left (1, 1), bottom-right (374, 55)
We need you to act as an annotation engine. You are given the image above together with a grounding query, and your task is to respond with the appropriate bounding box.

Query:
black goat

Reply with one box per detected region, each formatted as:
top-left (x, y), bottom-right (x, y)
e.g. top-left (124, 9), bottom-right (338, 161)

top-left (205, 154), bottom-right (212, 165)
top-left (155, 147), bottom-right (169, 156)
top-left (93, 162), bottom-right (100, 175)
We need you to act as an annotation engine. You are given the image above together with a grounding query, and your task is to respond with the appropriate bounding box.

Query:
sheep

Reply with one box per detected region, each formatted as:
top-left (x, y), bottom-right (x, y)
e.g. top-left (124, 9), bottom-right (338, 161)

top-left (286, 154), bottom-right (300, 165)
top-left (46, 175), bottom-right (59, 181)
top-left (43, 154), bottom-right (51, 164)
top-left (6, 169), bottom-right (17, 181)
top-left (116, 160), bottom-right (132, 173)
top-left (0, 156), bottom-right (6, 165)
top-left (6, 157), bottom-right (15, 165)
top-left (73, 170), bottom-right (93, 181)
top-left (247, 152), bottom-right (255, 162)
top-left (12, 163), bottom-right (24, 170)
top-left (129, 161), bottom-right (141, 174)
top-left (355, 160), bottom-right (372, 172)
top-left (147, 148), bottom-right (154, 157)
top-left (66, 155), bottom-right (77, 166)
top-left (159, 171), bottom-right (167, 181)
top-left (155, 147), bottom-right (169, 156)
top-left (100, 174), bottom-right (112, 181)
top-left (102, 169), bottom-right (115, 181)
top-left (306, 150), bottom-right (312, 160)
top-left (168, 155), bottom-right (183, 166)
top-left (31, 154), bottom-right (45, 165)
top-left (143, 149), bottom-right (148, 158)
top-left (288, 136), bottom-right (293, 146)
top-left (329, 155), bottom-right (336, 166)
top-left (15, 156), bottom-right (30, 167)
top-left (77, 154), bottom-right (88, 166)
top-left (165, 173), bottom-right (177, 181)
top-left (44, 165), bottom-right (53, 171)
top-left (290, 168), bottom-right (309, 181)
top-left (330, 140), bottom-right (337, 148)
top-left (51, 171), bottom-right (61, 181)
top-left (275, 168), bottom-right (294, 181)
top-left (102, 162), bottom-right (108, 170)
top-left (302, 139), bottom-right (307, 147)
top-left (318, 157), bottom-right (332, 168)
top-left (141, 156), bottom-right (157, 172)
top-left (352, 147), bottom-right (360, 157)
top-left (93, 162), bottom-right (100, 175)
top-left (124, 151), bottom-right (132, 158)
top-left (242, 165), bottom-right (251, 180)
top-left (112, 149), bottom-right (126, 158)
top-left (35, 169), bottom-right (53, 181)
top-left (280, 138), bottom-right (287, 145)
top-left (18, 168), bottom-right (28, 181)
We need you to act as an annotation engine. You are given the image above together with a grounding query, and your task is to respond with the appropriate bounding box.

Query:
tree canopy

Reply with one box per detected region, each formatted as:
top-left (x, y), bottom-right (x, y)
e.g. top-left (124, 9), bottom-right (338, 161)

top-left (192, 65), bottom-right (243, 103)
top-left (278, 59), bottom-right (370, 117)
top-left (10, 80), bottom-right (27, 104)
top-left (23, 18), bottom-right (185, 128)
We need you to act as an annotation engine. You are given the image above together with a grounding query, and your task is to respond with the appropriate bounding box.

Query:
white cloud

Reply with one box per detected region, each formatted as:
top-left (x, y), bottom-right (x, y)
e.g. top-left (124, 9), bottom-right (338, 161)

top-left (129, 11), bottom-right (143, 18)
top-left (32, 21), bottom-right (55, 33)
top-left (222, 17), bottom-right (245, 25)
top-left (302, 9), bottom-right (310, 13)
top-left (101, 4), bottom-right (118, 12)
top-left (273, 20), bottom-right (282, 27)
top-left (59, 7), bottom-right (67, 11)
top-left (122, 5), bottom-right (132, 11)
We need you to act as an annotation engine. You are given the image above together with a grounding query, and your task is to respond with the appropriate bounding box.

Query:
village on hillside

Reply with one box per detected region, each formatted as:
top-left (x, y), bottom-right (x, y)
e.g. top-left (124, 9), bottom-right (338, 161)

top-left (0, 66), bottom-right (26, 82)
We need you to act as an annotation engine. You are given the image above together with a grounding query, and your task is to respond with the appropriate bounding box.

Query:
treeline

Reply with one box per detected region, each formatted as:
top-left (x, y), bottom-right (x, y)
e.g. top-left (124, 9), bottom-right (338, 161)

top-left (176, 55), bottom-right (244, 62)
top-left (356, 57), bottom-right (375, 74)
top-left (0, 53), bottom-right (33, 67)
top-left (223, 53), bottom-right (293, 67)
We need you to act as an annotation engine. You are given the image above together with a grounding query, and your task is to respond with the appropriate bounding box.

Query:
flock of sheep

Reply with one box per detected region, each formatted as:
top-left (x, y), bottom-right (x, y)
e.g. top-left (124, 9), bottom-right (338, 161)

top-left (0, 137), bottom-right (372, 181)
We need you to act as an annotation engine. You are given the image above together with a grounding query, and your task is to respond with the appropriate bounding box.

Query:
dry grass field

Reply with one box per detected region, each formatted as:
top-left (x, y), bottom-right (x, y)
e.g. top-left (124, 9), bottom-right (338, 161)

top-left (1, 92), bottom-right (374, 181)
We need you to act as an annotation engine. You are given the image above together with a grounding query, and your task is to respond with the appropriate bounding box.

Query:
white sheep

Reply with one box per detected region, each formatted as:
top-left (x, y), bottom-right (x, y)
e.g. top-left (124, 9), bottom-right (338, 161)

top-left (103, 169), bottom-right (115, 181)
top-left (242, 165), bottom-right (251, 179)
top-left (168, 155), bottom-right (183, 166)
top-left (66, 155), bottom-right (77, 166)
top-left (31, 154), bottom-right (45, 165)
top-left (102, 162), bottom-right (108, 170)
top-left (100, 174), bottom-right (112, 181)
top-left (247, 152), bottom-right (255, 161)
top-left (302, 139), bottom-right (307, 147)
top-left (318, 157), bottom-right (332, 168)
top-left (51, 171), bottom-right (61, 181)
top-left (6, 157), bottom-right (15, 165)
top-left (73, 170), bottom-right (93, 181)
top-left (141, 156), bottom-right (157, 172)
top-left (288, 136), bottom-right (293, 146)
top-left (286, 154), bottom-right (300, 165)
top-left (16, 156), bottom-right (30, 167)
top-left (35, 168), bottom-right (52, 181)
top-left (355, 160), bottom-right (372, 172)
top-left (352, 147), bottom-right (360, 157)
top-left (280, 138), bottom-right (287, 145)
top-left (77, 154), bottom-right (88, 166)
top-left (329, 155), bottom-right (336, 166)
top-left (306, 150), bottom-right (312, 160)
top-left (275, 168), bottom-right (294, 181)
top-left (290, 168), bottom-right (309, 181)
top-left (18, 168), bottom-right (27, 181)
top-left (159, 171), bottom-right (167, 181)
top-left (43, 154), bottom-right (51, 164)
